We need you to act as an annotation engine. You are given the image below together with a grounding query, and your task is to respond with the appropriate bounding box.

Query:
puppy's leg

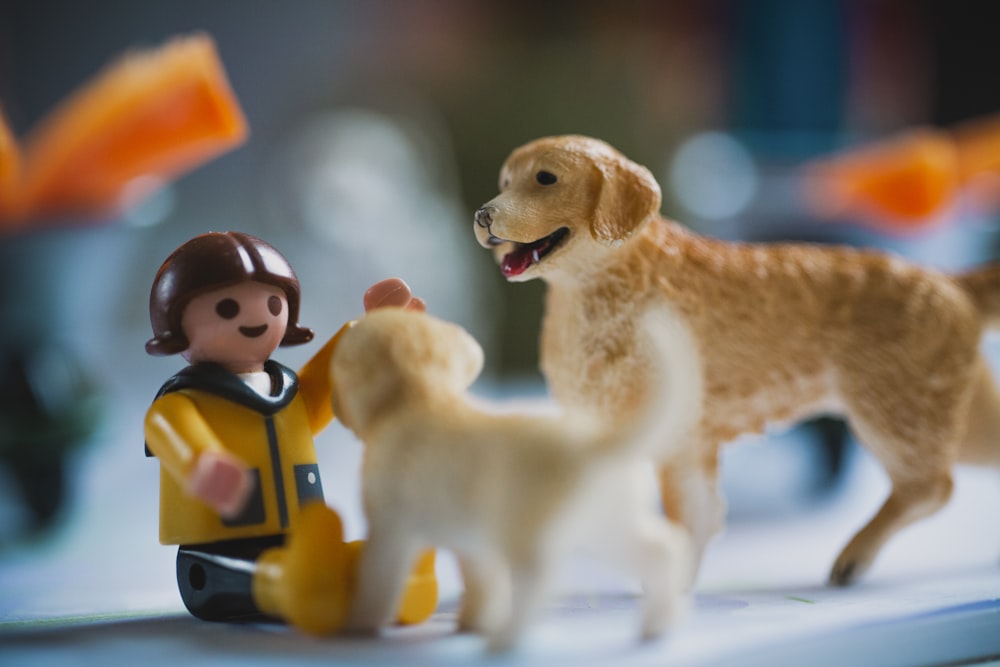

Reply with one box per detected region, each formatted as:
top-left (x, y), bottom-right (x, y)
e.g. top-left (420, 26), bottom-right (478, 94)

top-left (657, 449), bottom-right (724, 586)
top-left (486, 549), bottom-right (552, 653)
top-left (830, 414), bottom-right (957, 586)
top-left (456, 552), bottom-right (510, 635)
top-left (345, 519), bottom-right (421, 633)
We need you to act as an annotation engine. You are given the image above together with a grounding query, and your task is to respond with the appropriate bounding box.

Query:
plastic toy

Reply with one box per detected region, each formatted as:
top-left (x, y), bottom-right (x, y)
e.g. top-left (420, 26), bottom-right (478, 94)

top-left (0, 33), bottom-right (246, 228)
top-left (474, 134), bottom-right (1000, 587)
top-left (144, 232), bottom-right (436, 634)
top-left (804, 113), bottom-right (1000, 231)
top-left (331, 307), bottom-right (698, 651)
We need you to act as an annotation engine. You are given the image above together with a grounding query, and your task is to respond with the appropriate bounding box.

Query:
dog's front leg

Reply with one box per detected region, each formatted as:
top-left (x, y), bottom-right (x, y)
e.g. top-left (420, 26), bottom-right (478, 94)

top-left (633, 518), bottom-right (693, 640)
top-left (657, 451), bottom-right (725, 586)
top-left (344, 521), bottom-right (421, 634)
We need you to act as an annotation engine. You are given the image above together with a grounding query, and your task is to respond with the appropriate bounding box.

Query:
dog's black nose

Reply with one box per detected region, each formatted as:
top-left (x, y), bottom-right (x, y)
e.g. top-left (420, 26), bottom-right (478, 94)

top-left (475, 206), bottom-right (494, 228)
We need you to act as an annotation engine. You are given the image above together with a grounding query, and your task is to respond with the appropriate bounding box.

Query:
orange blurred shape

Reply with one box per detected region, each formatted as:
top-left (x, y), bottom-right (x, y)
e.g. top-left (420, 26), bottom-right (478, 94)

top-left (953, 114), bottom-right (1000, 180)
top-left (0, 32), bottom-right (248, 230)
top-left (804, 129), bottom-right (960, 231)
top-left (0, 107), bottom-right (20, 213)
top-left (952, 115), bottom-right (1000, 213)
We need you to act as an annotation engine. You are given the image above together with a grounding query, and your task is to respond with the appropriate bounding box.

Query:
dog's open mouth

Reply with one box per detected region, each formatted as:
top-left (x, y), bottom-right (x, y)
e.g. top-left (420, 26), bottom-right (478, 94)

top-left (500, 227), bottom-right (570, 278)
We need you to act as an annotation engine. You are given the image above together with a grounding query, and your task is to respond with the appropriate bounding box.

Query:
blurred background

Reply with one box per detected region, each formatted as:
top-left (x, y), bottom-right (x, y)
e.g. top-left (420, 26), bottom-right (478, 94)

top-left (2, 0), bottom-right (1000, 619)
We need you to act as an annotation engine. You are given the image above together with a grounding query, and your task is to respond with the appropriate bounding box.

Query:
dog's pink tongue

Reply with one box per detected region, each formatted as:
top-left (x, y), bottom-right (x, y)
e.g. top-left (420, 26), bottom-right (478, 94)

top-left (502, 248), bottom-right (532, 277)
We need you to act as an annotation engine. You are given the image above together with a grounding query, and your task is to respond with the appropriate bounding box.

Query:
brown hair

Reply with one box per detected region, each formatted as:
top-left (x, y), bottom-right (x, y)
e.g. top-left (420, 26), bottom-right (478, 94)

top-left (145, 232), bottom-right (314, 356)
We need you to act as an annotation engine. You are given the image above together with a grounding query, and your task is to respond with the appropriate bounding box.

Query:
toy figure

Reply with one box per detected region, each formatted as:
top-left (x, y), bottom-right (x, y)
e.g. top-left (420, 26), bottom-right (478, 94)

top-left (332, 307), bottom-right (696, 652)
top-left (474, 135), bottom-right (1000, 587)
top-left (144, 232), bottom-right (435, 634)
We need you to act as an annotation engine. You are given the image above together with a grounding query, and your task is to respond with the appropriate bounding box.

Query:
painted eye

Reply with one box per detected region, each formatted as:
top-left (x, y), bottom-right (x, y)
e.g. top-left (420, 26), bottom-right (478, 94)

top-left (268, 295), bottom-right (283, 316)
top-left (536, 170), bottom-right (557, 185)
top-left (216, 298), bottom-right (240, 319)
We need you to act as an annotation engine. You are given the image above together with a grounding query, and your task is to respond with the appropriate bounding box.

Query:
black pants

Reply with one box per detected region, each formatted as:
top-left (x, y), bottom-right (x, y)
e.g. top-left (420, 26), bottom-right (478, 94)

top-left (176, 535), bottom-right (285, 622)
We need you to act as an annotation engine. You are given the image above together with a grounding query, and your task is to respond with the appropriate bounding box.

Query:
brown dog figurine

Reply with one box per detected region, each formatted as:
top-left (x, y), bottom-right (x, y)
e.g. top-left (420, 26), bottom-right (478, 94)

top-left (474, 134), bottom-right (1000, 586)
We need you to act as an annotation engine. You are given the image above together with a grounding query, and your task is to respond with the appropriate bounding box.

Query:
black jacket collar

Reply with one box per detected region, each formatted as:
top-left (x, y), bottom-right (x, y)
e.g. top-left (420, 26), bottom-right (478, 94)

top-left (155, 360), bottom-right (299, 416)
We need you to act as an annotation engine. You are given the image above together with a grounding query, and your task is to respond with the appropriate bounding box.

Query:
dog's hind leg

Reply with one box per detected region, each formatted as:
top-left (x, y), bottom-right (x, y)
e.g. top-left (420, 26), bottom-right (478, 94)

top-left (829, 409), bottom-right (959, 586)
top-left (657, 448), bottom-right (725, 587)
top-left (829, 339), bottom-right (986, 586)
top-left (958, 358), bottom-right (1000, 469)
top-left (829, 472), bottom-right (954, 585)
top-left (616, 516), bottom-right (692, 641)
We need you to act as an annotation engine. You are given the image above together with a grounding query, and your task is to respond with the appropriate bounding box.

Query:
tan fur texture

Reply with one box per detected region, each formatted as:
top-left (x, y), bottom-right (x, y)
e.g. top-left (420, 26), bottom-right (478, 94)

top-left (331, 308), bottom-right (698, 651)
top-left (474, 134), bottom-right (1000, 586)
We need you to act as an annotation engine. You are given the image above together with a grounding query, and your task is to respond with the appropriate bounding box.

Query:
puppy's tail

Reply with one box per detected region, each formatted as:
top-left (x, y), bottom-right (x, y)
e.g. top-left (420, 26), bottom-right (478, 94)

top-left (595, 306), bottom-right (702, 461)
top-left (958, 263), bottom-right (1000, 328)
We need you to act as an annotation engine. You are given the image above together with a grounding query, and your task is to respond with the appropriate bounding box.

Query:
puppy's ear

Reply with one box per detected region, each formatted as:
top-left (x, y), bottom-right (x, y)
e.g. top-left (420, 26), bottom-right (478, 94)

top-left (330, 316), bottom-right (407, 433)
top-left (591, 154), bottom-right (661, 245)
top-left (450, 326), bottom-right (485, 390)
top-left (415, 319), bottom-right (483, 393)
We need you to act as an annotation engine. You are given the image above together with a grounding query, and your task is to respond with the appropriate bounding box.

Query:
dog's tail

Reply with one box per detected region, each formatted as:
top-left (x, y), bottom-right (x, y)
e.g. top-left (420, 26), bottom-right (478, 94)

top-left (958, 263), bottom-right (1000, 328)
top-left (593, 306), bottom-right (703, 462)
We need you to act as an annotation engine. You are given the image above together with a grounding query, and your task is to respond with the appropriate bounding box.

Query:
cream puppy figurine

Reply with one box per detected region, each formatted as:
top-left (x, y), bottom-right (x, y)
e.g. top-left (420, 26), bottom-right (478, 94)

top-left (474, 134), bottom-right (1000, 586)
top-left (331, 307), bottom-right (700, 651)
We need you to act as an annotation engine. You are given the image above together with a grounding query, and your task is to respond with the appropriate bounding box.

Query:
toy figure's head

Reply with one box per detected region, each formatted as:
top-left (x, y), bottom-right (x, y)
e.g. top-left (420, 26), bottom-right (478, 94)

top-left (145, 232), bottom-right (314, 364)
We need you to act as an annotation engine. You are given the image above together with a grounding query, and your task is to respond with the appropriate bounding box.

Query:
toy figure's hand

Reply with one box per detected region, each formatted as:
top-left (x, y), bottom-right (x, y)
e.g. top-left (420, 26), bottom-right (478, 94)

top-left (187, 450), bottom-right (253, 519)
top-left (364, 278), bottom-right (426, 312)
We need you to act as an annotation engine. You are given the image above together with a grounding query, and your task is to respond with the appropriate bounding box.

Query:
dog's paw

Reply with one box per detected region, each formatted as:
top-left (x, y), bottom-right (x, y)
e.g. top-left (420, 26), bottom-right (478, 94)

top-left (641, 590), bottom-right (688, 642)
top-left (828, 558), bottom-right (860, 587)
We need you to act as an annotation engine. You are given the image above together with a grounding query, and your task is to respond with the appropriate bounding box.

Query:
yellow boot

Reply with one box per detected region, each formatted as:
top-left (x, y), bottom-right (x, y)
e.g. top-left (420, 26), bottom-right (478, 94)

top-left (253, 503), bottom-right (351, 636)
top-left (397, 549), bottom-right (438, 624)
top-left (346, 542), bottom-right (439, 625)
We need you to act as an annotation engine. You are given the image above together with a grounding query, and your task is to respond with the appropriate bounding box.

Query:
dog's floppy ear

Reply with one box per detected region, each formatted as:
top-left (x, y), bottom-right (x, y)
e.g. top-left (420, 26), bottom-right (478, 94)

top-left (591, 152), bottom-right (661, 246)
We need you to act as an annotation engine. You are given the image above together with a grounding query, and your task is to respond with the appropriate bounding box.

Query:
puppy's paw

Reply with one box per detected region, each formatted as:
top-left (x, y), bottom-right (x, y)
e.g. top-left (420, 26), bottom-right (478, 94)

top-left (339, 619), bottom-right (383, 638)
top-left (341, 604), bottom-right (389, 637)
top-left (485, 627), bottom-right (521, 655)
top-left (456, 613), bottom-right (486, 635)
top-left (458, 602), bottom-right (503, 638)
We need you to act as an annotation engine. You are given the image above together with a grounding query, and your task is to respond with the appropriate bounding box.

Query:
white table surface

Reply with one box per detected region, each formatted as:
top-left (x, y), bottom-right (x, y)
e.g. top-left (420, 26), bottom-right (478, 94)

top-left (2, 353), bottom-right (999, 667)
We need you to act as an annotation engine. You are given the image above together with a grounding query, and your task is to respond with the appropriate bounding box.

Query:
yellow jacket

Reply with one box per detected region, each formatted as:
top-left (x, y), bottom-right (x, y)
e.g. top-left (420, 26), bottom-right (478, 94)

top-left (144, 325), bottom-right (349, 545)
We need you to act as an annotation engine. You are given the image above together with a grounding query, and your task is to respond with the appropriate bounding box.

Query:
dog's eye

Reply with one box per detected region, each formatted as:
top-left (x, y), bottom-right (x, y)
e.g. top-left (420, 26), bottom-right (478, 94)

top-left (535, 170), bottom-right (557, 186)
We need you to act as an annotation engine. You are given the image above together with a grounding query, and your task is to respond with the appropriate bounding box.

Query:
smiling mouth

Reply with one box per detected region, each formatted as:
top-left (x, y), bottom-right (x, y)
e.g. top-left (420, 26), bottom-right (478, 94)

top-left (239, 324), bottom-right (268, 338)
top-left (500, 227), bottom-right (570, 278)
